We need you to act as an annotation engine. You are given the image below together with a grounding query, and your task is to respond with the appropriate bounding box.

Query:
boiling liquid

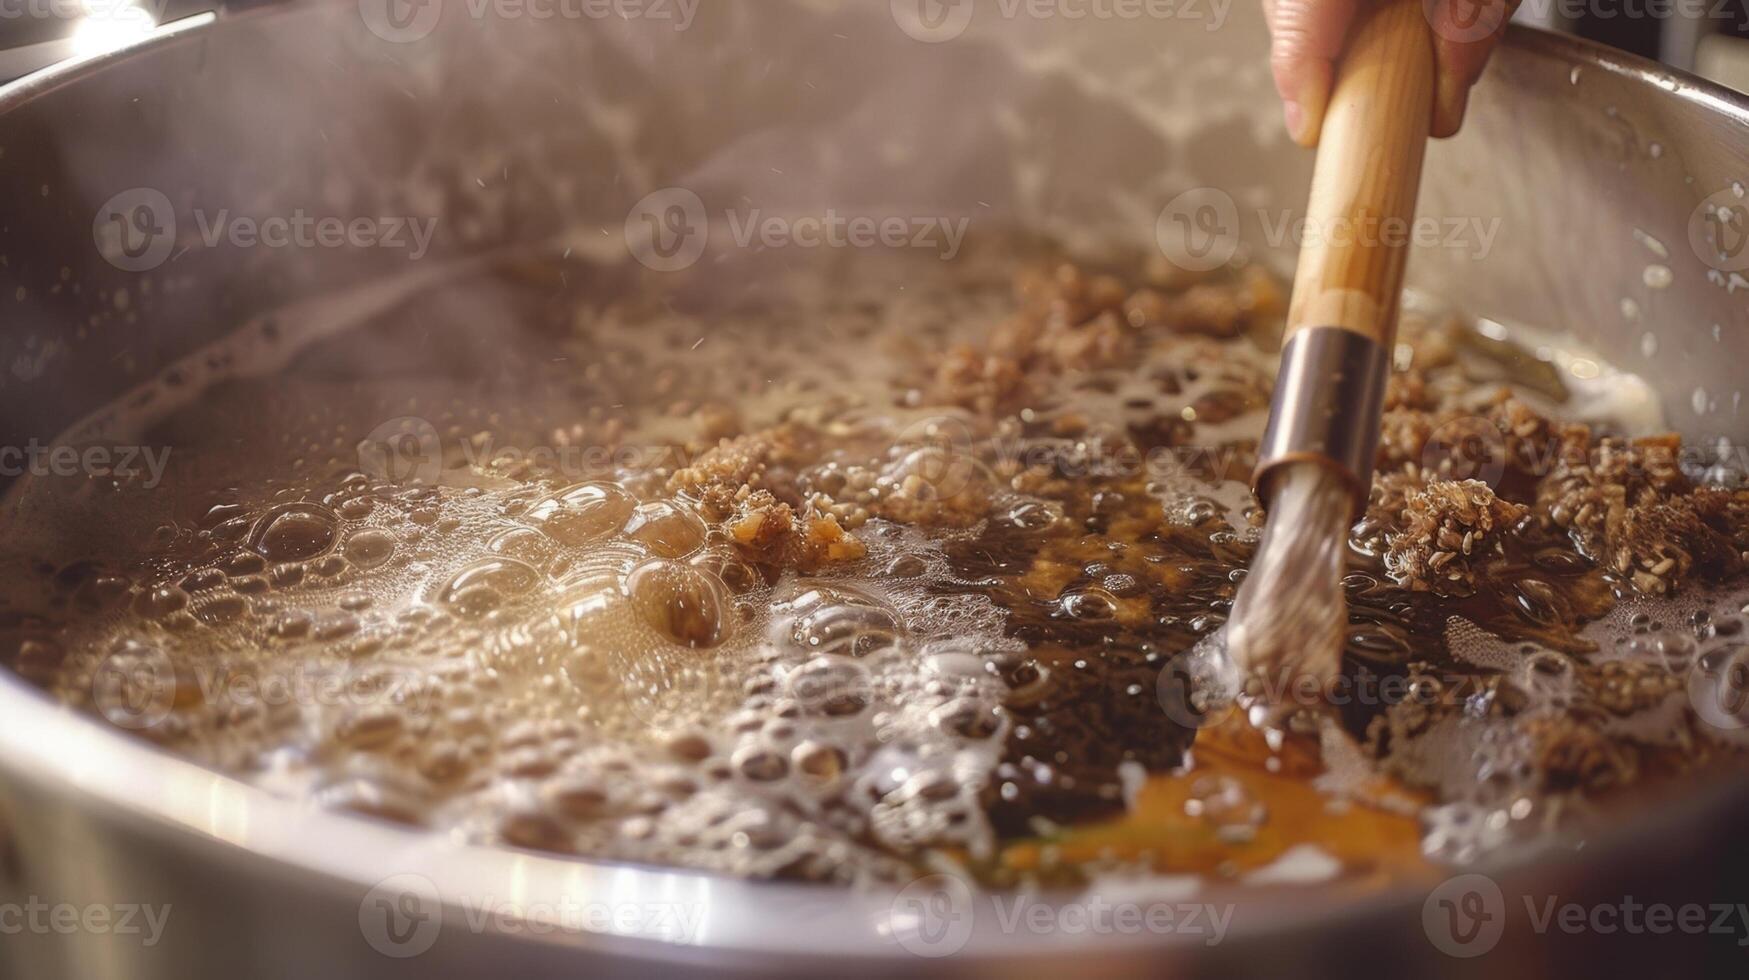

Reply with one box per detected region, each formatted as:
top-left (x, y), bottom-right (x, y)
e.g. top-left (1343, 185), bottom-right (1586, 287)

top-left (1, 242), bottom-right (1744, 889)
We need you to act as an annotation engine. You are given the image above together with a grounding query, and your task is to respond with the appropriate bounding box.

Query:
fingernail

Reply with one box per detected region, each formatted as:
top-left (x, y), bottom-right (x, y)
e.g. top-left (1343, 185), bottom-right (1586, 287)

top-left (1289, 72), bottom-right (1330, 147)
top-left (1283, 100), bottom-right (1307, 144)
top-left (1434, 75), bottom-right (1470, 138)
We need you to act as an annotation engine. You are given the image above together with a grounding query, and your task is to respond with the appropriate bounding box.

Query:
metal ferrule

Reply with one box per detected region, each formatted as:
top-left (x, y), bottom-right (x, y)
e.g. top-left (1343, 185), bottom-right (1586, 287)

top-left (1253, 326), bottom-right (1391, 515)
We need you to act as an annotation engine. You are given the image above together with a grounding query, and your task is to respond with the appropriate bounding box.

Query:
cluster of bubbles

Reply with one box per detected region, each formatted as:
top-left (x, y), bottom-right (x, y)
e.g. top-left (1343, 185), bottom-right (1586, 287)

top-left (7, 241), bottom-right (1749, 891)
top-left (3, 448), bottom-right (1040, 881)
top-left (1407, 592), bottom-right (1749, 865)
top-left (0, 243), bottom-right (1084, 881)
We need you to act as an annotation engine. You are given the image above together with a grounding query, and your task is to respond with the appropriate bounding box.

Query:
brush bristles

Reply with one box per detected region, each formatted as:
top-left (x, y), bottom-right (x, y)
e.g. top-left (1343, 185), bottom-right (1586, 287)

top-left (1227, 463), bottom-right (1351, 716)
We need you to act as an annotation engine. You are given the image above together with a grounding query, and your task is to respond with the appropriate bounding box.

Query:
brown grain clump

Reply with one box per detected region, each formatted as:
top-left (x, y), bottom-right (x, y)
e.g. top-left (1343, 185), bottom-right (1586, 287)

top-left (667, 423), bottom-right (819, 501)
top-left (1354, 468), bottom-right (1429, 557)
top-left (1163, 283), bottom-right (1247, 338)
top-left (865, 468), bottom-right (994, 529)
top-left (1130, 266), bottom-right (1282, 338)
top-left (1483, 393), bottom-right (1590, 482)
top-left (935, 261), bottom-right (1284, 412)
top-left (1362, 671), bottom-right (1641, 796)
top-left (1014, 263), bottom-right (1139, 371)
top-left (1014, 262), bottom-right (1125, 328)
top-left (1373, 391), bottom-right (1581, 487)
top-left (797, 511), bottom-right (868, 567)
top-left (1374, 405), bottom-right (1500, 479)
top-left (1523, 424), bottom-right (1749, 594)
top-left (1611, 494), bottom-right (1743, 594)
top-left (1383, 368), bottom-right (1436, 412)
top-left (1521, 714), bottom-right (1639, 793)
top-left (1395, 315), bottom-right (1462, 371)
top-left (1375, 408), bottom-right (1437, 472)
top-left (1383, 479), bottom-right (1527, 596)
top-left (1578, 659), bottom-right (1684, 717)
top-left (704, 487), bottom-right (866, 573)
top-left (1359, 664), bottom-right (1476, 754)
top-left (1535, 435), bottom-right (1688, 552)
top-left (796, 440), bottom-right (996, 531)
top-left (1039, 310), bottom-right (1134, 370)
top-left (1528, 433), bottom-right (1739, 594)
top-left (692, 403), bottom-right (742, 443)
top-left (937, 343), bottom-right (1032, 415)
top-left (1377, 318), bottom-right (1466, 411)
top-left (1692, 485), bottom-right (1749, 554)
top-left (669, 424), bottom-right (866, 571)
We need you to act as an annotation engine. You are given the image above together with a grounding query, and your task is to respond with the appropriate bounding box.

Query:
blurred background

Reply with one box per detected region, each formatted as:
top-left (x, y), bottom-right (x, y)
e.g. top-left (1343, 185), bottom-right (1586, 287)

top-left (8, 0), bottom-right (1749, 87)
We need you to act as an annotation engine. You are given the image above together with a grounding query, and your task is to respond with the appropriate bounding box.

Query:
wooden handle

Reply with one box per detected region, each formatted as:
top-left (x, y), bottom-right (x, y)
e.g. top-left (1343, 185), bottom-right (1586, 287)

top-left (1284, 0), bottom-right (1435, 345)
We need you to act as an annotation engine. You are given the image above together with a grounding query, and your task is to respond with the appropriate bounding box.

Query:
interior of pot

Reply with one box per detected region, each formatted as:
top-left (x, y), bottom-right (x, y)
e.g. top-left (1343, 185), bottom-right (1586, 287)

top-left (3, 1), bottom-right (1749, 977)
top-left (0, 1), bottom-right (1742, 454)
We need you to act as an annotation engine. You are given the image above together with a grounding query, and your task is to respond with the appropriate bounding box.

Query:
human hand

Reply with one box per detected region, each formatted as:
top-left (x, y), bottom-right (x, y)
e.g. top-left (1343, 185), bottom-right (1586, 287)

top-left (1264, 0), bottom-right (1520, 147)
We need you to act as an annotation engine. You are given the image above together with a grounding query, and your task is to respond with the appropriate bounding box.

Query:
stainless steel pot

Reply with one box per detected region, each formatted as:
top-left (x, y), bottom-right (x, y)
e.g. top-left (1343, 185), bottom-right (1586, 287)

top-left (1, 2), bottom-right (1747, 977)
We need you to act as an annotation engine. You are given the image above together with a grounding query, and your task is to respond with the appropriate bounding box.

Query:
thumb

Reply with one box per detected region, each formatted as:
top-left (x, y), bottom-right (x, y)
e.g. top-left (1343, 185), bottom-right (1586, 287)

top-left (1424, 0), bottom-right (1520, 137)
top-left (1264, 0), bottom-right (1361, 147)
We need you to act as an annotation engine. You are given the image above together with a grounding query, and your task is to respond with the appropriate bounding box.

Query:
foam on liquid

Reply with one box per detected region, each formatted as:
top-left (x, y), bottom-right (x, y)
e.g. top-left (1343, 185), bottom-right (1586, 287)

top-left (2, 244), bottom-right (1745, 889)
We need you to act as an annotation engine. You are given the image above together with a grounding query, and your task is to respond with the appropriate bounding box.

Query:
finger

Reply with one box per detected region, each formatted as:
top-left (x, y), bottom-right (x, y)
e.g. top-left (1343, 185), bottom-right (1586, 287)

top-left (1265, 0), bottom-right (1360, 147)
top-left (1422, 0), bottom-right (1520, 137)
